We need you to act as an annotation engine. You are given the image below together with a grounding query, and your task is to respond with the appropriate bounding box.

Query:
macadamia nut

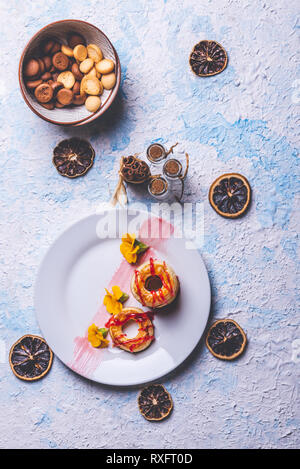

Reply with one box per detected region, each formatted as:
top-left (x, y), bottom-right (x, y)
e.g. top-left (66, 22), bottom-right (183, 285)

top-left (87, 44), bottom-right (103, 63)
top-left (85, 96), bottom-right (101, 112)
top-left (95, 59), bottom-right (114, 75)
top-left (73, 44), bottom-right (87, 62)
top-left (57, 71), bottom-right (75, 89)
top-left (61, 44), bottom-right (74, 57)
top-left (101, 72), bottom-right (116, 90)
top-left (79, 58), bottom-right (94, 74)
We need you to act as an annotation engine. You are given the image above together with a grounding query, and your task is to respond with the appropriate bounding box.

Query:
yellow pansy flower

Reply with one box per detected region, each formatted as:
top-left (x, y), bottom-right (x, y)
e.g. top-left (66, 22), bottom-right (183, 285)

top-left (103, 285), bottom-right (129, 315)
top-left (88, 324), bottom-right (109, 348)
top-left (120, 233), bottom-right (148, 264)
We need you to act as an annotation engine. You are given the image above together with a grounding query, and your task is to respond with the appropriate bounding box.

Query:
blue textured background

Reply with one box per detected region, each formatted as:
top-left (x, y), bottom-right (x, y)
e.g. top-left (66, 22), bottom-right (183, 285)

top-left (0, 0), bottom-right (299, 449)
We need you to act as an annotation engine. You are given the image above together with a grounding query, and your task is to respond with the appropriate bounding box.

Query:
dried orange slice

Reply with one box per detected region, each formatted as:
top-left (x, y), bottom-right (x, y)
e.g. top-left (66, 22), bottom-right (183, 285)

top-left (9, 335), bottom-right (53, 381)
top-left (206, 319), bottom-right (247, 360)
top-left (53, 138), bottom-right (95, 178)
top-left (138, 384), bottom-right (173, 421)
top-left (190, 40), bottom-right (227, 77)
top-left (209, 173), bottom-right (251, 218)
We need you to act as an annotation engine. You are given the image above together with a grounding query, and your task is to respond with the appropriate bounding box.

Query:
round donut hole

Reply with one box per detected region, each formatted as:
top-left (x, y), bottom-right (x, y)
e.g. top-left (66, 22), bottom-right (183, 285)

top-left (145, 275), bottom-right (163, 292)
top-left (122, 320), bottom-right (140, 339)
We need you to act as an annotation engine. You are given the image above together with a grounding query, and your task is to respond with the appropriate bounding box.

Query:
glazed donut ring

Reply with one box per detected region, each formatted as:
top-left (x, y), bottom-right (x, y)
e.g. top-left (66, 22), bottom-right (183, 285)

top-left (131, 258), bottom-right (179, 309)
top-left (107, 307), bottom-right (154, 353)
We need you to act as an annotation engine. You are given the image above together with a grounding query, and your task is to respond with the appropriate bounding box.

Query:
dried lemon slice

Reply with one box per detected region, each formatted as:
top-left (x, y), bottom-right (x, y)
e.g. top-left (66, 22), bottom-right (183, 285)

top-left (53, 138), bottom-right (95, 178)
top-left (9, 335), bottom-right (53, 381)
top-left (206, 319), bottom-right (247, 360)
top-left (209, 173), bottom-right (251, 218)
top-left (138, 384), bottom-right (173, 421)
top-left (190, 40), bottom-right (228, 77)
top-left (87, 44), bottom-right (103, 63)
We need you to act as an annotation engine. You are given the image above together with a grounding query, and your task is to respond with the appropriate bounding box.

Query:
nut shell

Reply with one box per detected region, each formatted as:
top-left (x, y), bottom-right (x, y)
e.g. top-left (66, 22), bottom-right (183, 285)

top-left (71, 63), bottom-right (84, 81)
top-left (41, 71), bottom-right (52, 81)
top-left (42, 39), bottom-right (55, 55)
top-left (34, 83), bottom-right (53, 103)
top-left (37, 58), bottom-right (45, 74)
top-left (56, 88), bottom-right (73, 105)
top-left (42, 56), bottom-right (52, 71)
top-left (68, 33), bottom-right (86, 49)
top-left (24, 59), bottom-right (40, 78)
top-left (51, 42), bottom-right (61, 55)
top-left (52, 52), bottom-right (69, 71)
top-left (41, 101), bottom-right (55, 110)
top-left (26, 79), bottom-right (43, 90)
top-left (73, 93), bottom-right (87, 105)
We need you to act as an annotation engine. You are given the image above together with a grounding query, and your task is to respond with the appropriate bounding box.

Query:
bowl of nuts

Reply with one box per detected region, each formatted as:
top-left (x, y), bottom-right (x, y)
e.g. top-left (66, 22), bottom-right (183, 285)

top-left (19, 19), bottom-right (121, 126)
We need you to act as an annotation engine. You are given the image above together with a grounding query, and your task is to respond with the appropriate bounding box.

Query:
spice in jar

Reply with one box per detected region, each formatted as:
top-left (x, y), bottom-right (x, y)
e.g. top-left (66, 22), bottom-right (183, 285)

top-left (148, 177), bottom-right (168, 197)
top-left (146, 144), bottom-right (166, 163)
top-left (163, 159), bottom-right (182, 178)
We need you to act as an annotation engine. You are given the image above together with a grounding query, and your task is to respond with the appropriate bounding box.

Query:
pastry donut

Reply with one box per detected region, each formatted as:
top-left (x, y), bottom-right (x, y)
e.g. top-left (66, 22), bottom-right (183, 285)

top-left (131, 257), bottom-right (179, 309)
top-left (105, 307), bottom-right (154, 353)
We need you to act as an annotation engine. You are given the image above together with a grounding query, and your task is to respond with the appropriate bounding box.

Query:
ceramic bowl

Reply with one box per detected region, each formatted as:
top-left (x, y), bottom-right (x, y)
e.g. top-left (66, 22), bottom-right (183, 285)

top-left (19, 19), bottom-right (121, 126)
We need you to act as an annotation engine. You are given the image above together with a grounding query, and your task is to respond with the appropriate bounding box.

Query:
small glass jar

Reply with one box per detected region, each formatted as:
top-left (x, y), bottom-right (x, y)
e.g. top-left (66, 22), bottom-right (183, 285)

top-left (163, 158), bottom-right (182, 180)
top-left (146, 143), bottom-right (167, 164)
top-left (148, 176), bottom-right (169, 200)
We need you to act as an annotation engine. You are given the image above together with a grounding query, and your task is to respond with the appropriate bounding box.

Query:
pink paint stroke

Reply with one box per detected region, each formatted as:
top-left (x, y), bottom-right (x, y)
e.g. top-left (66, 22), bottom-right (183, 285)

top-left (68, 216), bottom-right (174, 378)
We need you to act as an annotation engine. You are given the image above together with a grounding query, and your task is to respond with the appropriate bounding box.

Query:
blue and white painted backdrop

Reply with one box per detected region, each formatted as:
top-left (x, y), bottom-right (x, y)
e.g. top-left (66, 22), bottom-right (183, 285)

top-left (0, 0), bottom-right (299, 449)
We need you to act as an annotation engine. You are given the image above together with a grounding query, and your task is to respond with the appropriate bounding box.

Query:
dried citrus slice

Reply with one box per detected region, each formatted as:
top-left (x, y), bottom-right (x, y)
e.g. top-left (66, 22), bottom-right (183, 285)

top-left (138, 384), bottom-right (173, 421)
top-left (53, 138), bottom-right (95, 178)
top-left (9, 335), bottom-right (53, 381)
top-left (206, 319), bottom-right (247, 360)
top-left (189, 40), bottom-right (227, 77)
top-left (209, 173), bottom-right (251, 218)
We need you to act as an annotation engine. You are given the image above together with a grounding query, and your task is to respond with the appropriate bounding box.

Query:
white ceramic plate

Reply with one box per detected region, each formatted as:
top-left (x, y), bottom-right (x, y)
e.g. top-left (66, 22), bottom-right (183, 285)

top-left (35, 209), bottom-right (211, 386)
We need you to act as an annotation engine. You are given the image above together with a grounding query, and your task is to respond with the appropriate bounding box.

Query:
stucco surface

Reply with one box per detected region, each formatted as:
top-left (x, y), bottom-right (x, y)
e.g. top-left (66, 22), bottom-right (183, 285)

top-left (0, 0), bottom-right (299, 449)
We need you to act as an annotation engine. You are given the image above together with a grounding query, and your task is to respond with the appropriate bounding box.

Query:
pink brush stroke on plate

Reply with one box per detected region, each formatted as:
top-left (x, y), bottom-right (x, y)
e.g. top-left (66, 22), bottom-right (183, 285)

top-left (68, 216), bottom-right (174, 378)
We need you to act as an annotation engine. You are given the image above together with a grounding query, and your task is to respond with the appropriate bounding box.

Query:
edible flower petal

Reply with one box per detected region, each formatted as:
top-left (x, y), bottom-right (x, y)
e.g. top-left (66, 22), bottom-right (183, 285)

top-left (122, 233), bottom-right (136, 246)
top-left (88, 324), bottom-right (109, 348)
top-left (103, 286), bottom-right (128, 315)
top-left (120, 233), bottom-right (148, 264)
top-left (111, 285), bottom-right (123, 301)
